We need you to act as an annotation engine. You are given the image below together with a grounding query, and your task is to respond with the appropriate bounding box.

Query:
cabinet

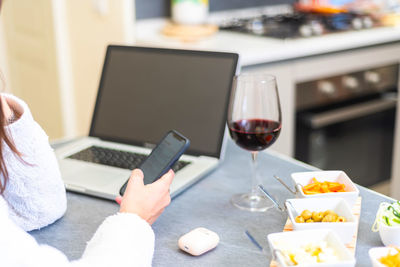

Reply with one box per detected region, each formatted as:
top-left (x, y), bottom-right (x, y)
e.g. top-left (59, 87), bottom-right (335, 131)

top-left (242, 63), bottom-right (295, 157)
top-left (1, 0), bottom-right (64, 138)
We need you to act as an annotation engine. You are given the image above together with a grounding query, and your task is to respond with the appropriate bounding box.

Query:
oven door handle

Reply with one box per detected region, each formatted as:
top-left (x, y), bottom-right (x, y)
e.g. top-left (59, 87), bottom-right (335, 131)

top-left (303, 96), bottom-right (397, 129)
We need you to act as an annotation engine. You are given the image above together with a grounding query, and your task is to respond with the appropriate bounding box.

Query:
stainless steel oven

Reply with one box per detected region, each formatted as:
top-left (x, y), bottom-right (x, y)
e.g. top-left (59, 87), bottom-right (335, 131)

top-left (295, 64), bottom-right (398, 187)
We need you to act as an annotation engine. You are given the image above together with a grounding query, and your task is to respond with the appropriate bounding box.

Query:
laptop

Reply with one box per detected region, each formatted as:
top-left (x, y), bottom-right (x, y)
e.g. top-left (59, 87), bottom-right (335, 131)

top-left (55, 45), bottom-right (239, 200)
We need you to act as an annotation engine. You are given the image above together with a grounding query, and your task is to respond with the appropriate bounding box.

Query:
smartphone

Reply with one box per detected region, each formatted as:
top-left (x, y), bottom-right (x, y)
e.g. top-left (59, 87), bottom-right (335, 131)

top-left (119, 130), bottom-right (190, 196)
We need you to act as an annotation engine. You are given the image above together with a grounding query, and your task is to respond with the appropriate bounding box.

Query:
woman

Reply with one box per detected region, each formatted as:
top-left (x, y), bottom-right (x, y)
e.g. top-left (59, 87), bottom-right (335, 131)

top-left (0, 3), bottom-right (173, 266)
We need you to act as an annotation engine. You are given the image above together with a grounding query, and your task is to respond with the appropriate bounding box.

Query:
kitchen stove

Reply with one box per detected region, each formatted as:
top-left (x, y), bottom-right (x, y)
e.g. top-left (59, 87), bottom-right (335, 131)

top-left (219, 12), bottom-right (377, 39)
top-left (295, 64), bottom-right (398, 187)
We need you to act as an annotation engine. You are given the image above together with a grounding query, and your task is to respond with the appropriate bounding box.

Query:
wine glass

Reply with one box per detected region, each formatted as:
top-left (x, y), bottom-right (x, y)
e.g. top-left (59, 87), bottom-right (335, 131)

top-left (227, 73), bottom-right (282, 212)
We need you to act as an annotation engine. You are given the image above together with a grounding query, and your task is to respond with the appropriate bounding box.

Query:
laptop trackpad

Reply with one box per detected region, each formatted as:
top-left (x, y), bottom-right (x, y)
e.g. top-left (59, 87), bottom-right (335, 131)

top-left (60, 160), bottom-right (130, 189)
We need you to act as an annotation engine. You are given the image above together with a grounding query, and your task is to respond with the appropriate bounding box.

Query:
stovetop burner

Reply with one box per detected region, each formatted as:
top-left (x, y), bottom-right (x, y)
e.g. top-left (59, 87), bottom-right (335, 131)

top-left (219, 12), bottom-right (376, 39)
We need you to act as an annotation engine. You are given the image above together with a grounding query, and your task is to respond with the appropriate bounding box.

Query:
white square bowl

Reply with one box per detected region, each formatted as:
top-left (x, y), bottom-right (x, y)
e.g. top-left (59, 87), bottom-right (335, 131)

top-left (369, 247), bottom-right (399, 267)
top-left (285, 197), bottom-right (358, 244)
top-left (377, 222), bottom-right (400, 247)
top-left (267, 229), bottom-right (356, 267)
top-left (291, 171), bottom-right (359, 207)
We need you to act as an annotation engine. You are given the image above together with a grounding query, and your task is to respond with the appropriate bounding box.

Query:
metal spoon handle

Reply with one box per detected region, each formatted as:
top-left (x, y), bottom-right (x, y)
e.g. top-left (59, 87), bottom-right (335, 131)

top-left (273, 175), bottom-right (298, 195)
top-left (258, 184), bottom-right (286, 212)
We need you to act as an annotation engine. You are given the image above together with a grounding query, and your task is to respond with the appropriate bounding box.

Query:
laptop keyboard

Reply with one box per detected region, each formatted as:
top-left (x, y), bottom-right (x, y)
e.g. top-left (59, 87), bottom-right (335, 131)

top-left (68, 146), bottom-right (191, 172)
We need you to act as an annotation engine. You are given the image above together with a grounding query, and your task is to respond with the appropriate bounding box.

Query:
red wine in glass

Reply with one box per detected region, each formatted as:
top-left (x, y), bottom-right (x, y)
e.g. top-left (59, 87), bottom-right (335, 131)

top-left (227, 73), bottom-right (281, 212)
top-left (228, 119), bottom-right (281, 151)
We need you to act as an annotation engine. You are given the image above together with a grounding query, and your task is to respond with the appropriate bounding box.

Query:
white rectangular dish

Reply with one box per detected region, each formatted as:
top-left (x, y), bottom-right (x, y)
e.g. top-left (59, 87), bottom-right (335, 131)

top-left (285, 197), bottom-right (358, 244)
top-left (267, 229), bottom-right (356, 267)
top-left (291, 171), bottom-right (359, 207)
top-left (369, 246), bottom-right (400, 267)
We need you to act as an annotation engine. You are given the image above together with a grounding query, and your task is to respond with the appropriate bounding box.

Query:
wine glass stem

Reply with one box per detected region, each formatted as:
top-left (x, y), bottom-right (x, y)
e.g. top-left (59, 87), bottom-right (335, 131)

top-left (251, 151), bottom-right (259, 197)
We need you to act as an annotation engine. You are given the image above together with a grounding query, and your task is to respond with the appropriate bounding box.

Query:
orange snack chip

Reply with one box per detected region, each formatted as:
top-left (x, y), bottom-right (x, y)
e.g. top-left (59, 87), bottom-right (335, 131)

top-left (302, 178), bottom-right (346, 195)
top-left (379, 247), bottom-right (400, 267)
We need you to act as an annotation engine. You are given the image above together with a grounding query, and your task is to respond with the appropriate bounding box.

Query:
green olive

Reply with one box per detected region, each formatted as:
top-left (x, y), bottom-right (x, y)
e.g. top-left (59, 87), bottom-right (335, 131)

top-left (312, 211), bottom-right (324, 222)
top-left (301, 210), bottom-right (312, 220)
top-left (295, 216), bottom-right (305, 223)
top-left (323, 210), bottom-right (336, 217)
top-left (322, 214), bottom-right (337, 222)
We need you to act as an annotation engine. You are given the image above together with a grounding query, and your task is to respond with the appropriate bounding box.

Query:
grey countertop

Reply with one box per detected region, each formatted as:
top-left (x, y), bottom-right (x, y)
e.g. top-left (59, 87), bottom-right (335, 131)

top-left (31, 140), bottom-right (391, 266)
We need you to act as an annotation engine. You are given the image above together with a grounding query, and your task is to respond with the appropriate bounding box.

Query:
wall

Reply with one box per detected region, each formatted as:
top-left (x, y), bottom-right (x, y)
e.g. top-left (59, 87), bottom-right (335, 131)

top-left (135, 0), bottom-right (295, 20)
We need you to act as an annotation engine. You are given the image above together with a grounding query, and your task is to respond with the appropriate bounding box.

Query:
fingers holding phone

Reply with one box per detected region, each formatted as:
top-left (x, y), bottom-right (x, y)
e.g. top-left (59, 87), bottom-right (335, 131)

top-left (151, 168), bottom-right (174, 191)
top-left (118, 130), bottom-right (189, 224)
top-left (119, 130), bottom-right (190, 196)
top-left (119, 169), bottom-right (174, 225)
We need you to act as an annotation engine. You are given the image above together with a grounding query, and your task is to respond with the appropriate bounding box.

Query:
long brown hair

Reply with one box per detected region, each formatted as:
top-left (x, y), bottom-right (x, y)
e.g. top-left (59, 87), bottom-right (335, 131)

top-left (0, 73), bottom-right (21, 194)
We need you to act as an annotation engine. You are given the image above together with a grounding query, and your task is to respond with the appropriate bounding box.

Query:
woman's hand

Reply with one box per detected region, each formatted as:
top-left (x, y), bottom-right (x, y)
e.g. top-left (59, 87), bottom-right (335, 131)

top-left (116, 169), bottom-right (174, 225)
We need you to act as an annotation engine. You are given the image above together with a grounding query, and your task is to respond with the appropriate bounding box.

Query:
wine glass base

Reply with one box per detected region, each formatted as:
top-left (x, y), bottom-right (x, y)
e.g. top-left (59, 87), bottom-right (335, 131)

top-left (231, 193), bottom-right (274, 212)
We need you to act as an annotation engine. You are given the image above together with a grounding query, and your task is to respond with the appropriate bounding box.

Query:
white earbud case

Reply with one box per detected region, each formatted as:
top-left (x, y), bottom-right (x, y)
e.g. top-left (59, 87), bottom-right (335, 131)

top-left (178, 227), bottom-right (220, 256)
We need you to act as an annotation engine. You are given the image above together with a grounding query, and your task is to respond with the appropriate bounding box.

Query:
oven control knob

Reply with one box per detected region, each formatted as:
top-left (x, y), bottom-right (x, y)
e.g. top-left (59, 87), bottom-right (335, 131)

top-left (311, 21), bottom-right (324, 36)
top-left (342, 76), bottom-right (359, 90)
top-left (299, 24), bottom-right (313, 37)
top-left (365, 71), bottom-right (381, 84)
top-left (352, 17), bottom-right (363, 30)
top-left (317, 81), bottom-right (336, 97)
top-left (362, 16), bottom-right (374, 28)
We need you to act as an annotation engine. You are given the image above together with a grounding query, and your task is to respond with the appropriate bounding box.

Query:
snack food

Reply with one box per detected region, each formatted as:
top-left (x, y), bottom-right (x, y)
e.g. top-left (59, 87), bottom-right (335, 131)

top-left (274, 240), bottom-right (340, 265)
top-left (379, 247), bottom-right (400, 267)
top-left (295, 210), bottom-right (346, 223)
top-left (302, 178), bottom-right (346, 195)
top-left (372, 202), bottom-right (400, 247)
top-left (373, 201), bottom-right (400, 228)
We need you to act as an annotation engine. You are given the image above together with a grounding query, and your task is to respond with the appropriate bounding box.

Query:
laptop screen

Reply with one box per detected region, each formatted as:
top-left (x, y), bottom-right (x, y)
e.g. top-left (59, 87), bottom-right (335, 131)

top-left (90, 46), bottom-right (238, 158)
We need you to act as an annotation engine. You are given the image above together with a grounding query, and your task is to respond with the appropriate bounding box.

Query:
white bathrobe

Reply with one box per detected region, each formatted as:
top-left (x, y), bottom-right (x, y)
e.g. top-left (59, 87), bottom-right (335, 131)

top-left (2, 93), bottom-right (67, 231)
top-left (0, 94), bottom-right (155, 266)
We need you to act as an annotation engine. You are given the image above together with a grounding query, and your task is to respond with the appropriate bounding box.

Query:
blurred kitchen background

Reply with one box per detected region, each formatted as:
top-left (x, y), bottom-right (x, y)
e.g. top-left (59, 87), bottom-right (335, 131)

top-left (0, 0), bottom-right (399, 198)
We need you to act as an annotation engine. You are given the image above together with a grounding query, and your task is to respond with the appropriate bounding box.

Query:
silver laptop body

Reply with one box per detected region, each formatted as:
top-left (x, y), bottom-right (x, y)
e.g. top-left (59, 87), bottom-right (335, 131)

top-left (55, 46), bottom-right (238, 200)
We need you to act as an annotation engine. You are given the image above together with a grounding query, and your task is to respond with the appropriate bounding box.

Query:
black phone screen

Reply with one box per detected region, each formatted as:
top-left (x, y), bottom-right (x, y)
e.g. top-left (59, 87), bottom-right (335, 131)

top-left (141, 132), bottom-right (187, 185)
top-left (119, 131), bottom-right (189, 196)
